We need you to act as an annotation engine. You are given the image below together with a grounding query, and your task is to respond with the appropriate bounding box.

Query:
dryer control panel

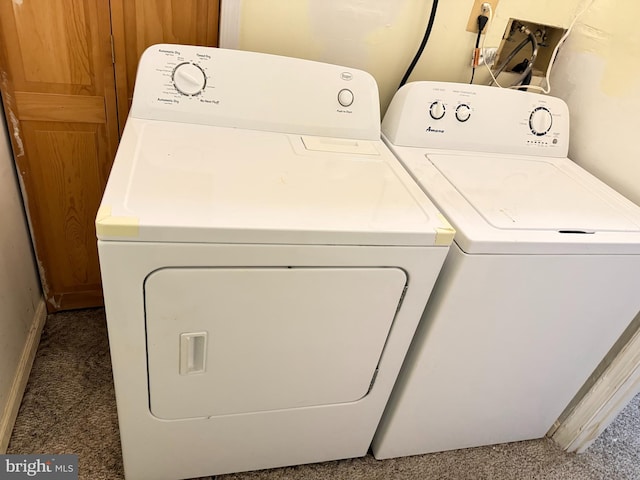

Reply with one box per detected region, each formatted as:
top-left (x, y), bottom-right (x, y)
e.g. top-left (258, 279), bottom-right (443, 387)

top-left (129, 44), bottom-right (381, 140)
top-left (382, 81), bottom-right (570, 157)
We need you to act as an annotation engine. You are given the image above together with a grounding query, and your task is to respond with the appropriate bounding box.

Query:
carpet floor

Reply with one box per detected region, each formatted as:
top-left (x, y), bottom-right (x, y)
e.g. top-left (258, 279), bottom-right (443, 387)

top-left (7, 309), bottom-right (640, 479)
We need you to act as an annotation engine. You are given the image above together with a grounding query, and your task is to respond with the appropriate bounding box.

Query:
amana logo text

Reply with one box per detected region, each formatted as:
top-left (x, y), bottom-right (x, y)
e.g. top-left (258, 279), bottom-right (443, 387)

top-left (425, 126), bottom-right (445, 133)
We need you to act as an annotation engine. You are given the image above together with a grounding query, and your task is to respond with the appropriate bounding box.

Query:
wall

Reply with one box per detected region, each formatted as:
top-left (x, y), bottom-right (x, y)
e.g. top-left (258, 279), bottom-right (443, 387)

top-left (235, 0), bottom-right (583, 112)
top-left (551, 0), bottom-right (640, 206)
top-left (0, 102), bottom-right (42, 450)
top-left (546, 0), bottom-right (640, 442)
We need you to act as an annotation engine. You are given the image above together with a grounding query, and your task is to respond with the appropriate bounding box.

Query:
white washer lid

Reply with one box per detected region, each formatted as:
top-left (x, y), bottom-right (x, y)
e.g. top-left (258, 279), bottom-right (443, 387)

top-left (382, 142), bottom-right (640, 254)
top-left (96, 119), bottom-right (453, 246)
top-left (429, 154), bottom-right (639, 233)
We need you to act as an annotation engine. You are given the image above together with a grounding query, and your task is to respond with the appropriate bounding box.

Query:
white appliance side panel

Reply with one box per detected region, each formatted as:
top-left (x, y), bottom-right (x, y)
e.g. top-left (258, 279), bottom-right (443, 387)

top-left (145, 267), bottom-right (407, 419)
top-left (372, 244), bottom-right (640, 459)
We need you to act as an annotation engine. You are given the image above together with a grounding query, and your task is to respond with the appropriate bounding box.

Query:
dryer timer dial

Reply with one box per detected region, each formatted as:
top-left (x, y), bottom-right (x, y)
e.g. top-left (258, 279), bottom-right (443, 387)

top-left (172, 62), bottom-right (207, 96)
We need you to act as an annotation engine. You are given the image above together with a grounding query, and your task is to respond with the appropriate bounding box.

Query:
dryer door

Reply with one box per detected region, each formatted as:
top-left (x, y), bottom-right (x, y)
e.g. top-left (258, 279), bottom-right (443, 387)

top-left (145, 267), bottom-right (407, 419)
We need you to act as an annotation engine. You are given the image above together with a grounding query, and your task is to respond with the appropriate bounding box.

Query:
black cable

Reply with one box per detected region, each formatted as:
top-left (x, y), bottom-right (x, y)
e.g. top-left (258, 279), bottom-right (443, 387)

top-left (512, 57), bottom-right (531, 90)
top-left (470, 14), bottom-right (489, 84)
top-left (398, 0), bottom-right (439, 90)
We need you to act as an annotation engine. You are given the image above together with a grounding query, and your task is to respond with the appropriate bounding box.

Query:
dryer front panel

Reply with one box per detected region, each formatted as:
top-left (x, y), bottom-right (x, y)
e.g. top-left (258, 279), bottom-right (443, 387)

top-left (144, 267), bottom-right (407, 419)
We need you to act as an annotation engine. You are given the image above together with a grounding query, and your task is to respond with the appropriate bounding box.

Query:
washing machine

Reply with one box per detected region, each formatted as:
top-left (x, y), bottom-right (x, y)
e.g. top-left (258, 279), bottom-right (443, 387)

top-left (96, 46), bottom-right (453, 479)
top-left (371, 81), bottom-right (640, 459)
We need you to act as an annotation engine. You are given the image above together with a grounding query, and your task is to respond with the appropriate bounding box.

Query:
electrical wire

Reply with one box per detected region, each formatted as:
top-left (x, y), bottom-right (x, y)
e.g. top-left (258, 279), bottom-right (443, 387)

top-left (470, 13), bottom-right (489, 84)
top-left (482, 0), bottom-right (596, 93)
top-left (479, 4), bottom-right (503, 87)
top-left (469, 29), bottom-right (482, 84)
top-left (398, 0), bottom-right (439, 90)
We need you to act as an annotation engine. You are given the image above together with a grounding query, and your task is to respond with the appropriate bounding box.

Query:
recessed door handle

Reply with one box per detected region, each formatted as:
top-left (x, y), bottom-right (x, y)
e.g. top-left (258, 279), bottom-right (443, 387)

top-left (179, 332), bottom-right (207, 375)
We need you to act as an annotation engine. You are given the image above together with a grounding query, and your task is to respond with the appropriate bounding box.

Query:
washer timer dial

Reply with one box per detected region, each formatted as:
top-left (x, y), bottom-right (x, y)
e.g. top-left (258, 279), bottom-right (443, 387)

top-left (529, 106), bottom-right (553, 136)
top-left (172, 62), bottom-right (207, 96)
top-left (429, 101), bottom-right (446, 120)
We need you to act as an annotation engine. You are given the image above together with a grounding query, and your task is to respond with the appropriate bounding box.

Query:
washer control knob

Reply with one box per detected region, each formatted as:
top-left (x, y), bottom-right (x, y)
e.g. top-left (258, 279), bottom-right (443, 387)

top-left (338, 88), bottom-right (354, 107)
top-left (172, 62), bottom-right (207, 96)
top-left (429, 101), bottom-right (446, 120)
top-left (455, 104), bottom-right (472, 122)
top-left (529, 106), bottom-right (553, 136)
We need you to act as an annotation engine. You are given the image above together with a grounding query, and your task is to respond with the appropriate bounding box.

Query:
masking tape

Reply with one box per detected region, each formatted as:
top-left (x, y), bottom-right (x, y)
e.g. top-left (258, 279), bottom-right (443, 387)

top-left (435, 213), bottom-right (455, 246)
top-left (95, 205), bottom-right (140, 238)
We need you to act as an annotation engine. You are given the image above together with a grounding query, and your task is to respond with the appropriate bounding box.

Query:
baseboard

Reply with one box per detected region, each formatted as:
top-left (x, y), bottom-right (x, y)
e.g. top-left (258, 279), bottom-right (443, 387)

top-left (0, 298), bottom-right (47, 452)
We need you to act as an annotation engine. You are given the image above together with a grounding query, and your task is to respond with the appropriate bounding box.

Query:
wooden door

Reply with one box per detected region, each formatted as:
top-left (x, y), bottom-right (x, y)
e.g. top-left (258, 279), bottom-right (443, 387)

top-left (0, 0), bottom-right (119, 312)
top-left (111, 0), bottom-right (220, 132)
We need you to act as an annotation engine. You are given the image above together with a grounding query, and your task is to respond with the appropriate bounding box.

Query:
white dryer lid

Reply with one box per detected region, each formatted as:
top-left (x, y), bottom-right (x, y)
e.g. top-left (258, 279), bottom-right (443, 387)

top-left (96, 119), bottom-right (453, 246)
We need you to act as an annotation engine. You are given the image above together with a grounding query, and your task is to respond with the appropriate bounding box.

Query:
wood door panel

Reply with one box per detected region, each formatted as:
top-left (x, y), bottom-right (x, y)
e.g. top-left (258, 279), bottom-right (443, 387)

top-left (14, 92), bottom-right (106, 123)
top-left (3, 0), bottom-right (100, 93)
top-left (21, 122), bottom-right (104, 299)
top-left (13, 0), bottom-right (92, 86)
top-left (0, 0), bottom-right (117, 311)
top-left (111, 0), bottom-right (219, 131)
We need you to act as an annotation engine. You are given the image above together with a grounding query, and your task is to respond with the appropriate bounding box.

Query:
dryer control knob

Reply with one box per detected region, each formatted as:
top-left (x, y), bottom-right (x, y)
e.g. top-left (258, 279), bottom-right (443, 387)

top-left (338, 88), bottom-right (354, 107)
top-left (429, 101), bottom-right (446, 120)
top-left (172, 62), bottom-right (207, 96)
top-left (455, 104), bottom-right (472, 122)
top-left (529, 106), bottom-right (553, 136)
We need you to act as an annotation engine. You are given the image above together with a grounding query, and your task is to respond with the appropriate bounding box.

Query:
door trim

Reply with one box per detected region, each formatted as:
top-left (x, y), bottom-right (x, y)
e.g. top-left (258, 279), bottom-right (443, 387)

top-left (551, 310), bottom-right (640, 452)
top-left (219, 0), bottom-right (242, 49)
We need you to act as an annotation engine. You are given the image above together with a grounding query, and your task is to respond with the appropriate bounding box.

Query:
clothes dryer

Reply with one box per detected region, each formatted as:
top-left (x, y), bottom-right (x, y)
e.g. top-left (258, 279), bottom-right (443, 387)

top-left (96, 46), bottom-right (453, 479)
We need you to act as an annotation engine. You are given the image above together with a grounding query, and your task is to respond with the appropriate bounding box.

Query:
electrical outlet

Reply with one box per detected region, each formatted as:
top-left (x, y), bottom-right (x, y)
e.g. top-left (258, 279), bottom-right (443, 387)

top-left (466, 0), bottom-right (499, 33)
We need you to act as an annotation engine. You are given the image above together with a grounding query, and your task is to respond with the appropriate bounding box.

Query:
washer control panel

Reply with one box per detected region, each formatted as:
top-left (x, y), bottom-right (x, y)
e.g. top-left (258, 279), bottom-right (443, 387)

top-left (382, 81), bottom-right (570, 157)
top-left (130, 44), bottom-right (381, 140)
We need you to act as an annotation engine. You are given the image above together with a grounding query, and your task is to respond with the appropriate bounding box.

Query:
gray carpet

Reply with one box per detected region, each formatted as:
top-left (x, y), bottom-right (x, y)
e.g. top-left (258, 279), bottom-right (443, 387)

top-left (8, 309), bottom-right (640, 479)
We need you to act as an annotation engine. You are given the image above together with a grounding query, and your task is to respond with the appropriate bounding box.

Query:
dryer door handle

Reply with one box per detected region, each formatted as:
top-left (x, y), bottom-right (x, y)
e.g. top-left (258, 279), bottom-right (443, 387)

top-left (179, 332), bottom-right (208, 375)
